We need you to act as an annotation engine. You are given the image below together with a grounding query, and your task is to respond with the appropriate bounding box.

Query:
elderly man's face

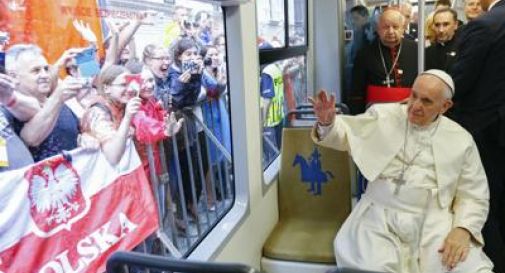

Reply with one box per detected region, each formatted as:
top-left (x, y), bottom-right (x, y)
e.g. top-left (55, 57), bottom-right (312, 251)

top-left (407, 75), bottom-right (453, 126)
top-left (15, 52), bottom-right (52, 98)
top-left (433, 11), bottom-right (458, 43)
top-left (378, 10), bottom-right (405, 48)
top-left (465, 0), bottom-right (483, 20)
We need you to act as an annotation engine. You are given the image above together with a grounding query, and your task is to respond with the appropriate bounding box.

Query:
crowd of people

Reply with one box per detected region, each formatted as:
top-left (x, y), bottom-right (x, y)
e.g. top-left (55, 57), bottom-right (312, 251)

top-left (0, 5), bottom-right (231, 232)
top-left (345, 0), bottom-right (483, 114)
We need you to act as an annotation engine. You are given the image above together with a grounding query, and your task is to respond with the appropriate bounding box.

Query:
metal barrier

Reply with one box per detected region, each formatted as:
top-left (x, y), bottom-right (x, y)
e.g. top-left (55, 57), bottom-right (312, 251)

top-left (106, 251), bottom-right (260, 273)
top-left (137, 102), bottom-right (234, 258)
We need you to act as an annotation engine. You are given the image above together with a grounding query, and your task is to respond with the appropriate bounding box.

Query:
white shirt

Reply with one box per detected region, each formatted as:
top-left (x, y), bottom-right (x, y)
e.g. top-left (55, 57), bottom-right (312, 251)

top-left (318, 118), bottom-right (439, 190)
top-left (378, 119), bottom-right (439, 189)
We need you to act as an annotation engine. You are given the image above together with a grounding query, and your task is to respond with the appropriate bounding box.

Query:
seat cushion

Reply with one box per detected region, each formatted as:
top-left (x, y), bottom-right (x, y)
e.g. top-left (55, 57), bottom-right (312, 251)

top-left (263, 218), bottom-right (341, 264)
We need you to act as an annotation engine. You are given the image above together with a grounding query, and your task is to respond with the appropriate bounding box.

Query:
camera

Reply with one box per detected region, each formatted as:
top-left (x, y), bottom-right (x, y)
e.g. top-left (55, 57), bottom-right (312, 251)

top-left (344, 30), bottom-right (353, 41)
top-left (203, 57), bottom-right (213, 67)
top-left (182, 60), bottom-right (200, 74)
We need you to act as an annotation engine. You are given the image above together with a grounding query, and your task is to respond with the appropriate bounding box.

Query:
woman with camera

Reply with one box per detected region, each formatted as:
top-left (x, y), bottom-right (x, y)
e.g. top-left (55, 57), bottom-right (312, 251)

top-left (168, 37), bottom-right (208, 221)
top-left (80, 65), bottom-right (141, 165)
top-left (200, 45), bottom-right (230, 209)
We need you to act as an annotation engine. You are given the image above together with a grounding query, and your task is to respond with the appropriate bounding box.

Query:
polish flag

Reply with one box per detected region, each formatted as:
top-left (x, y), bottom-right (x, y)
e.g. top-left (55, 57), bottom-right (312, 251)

top-left (0, 142), bottom-right (159, 273)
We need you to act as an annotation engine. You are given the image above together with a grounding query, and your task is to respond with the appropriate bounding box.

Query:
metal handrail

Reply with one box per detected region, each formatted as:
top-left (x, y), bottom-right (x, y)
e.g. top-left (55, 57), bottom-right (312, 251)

top-left (288, 103), bottom-right (350, 119)
top-left (106, 251), bottom-right (260, 273)
top-left (183, 110), bottom-right (232, 163)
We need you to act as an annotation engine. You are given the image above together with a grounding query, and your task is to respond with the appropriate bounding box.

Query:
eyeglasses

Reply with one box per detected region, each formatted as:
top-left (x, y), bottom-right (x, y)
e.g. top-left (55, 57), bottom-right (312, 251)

top-left (109, 83), bottom-right (128, 88)
top-left (183, 21), bottom-right (199, 29)
top-left (151, 56), bottom-right (170, 61)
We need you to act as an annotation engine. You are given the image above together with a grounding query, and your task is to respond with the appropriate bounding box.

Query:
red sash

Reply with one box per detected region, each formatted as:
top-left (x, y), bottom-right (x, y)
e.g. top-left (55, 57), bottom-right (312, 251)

top-left (366, 85), bottom-right (411, 104)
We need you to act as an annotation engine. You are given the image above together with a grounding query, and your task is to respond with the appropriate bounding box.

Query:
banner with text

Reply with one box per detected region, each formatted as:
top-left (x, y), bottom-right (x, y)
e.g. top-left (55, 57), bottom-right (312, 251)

top-left (0, 143), bottom-right (158, 273)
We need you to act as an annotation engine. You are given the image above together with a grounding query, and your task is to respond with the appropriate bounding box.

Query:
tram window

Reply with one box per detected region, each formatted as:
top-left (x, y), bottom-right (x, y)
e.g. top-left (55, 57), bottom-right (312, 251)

top-left (256, 0), bottom-right (286, 48)
top-left (260, 56), bottom-right (307, 170)
top-left (257, 0), bottom-right (308, 174)
top-left (1, 0), bottom-right (233, 261)
top-left (288, 0), bottom-right (307, 46)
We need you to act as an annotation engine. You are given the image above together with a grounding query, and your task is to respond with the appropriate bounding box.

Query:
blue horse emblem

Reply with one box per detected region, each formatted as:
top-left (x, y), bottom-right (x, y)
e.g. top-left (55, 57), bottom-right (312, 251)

top-left (292, 148), bottom-right (334, 195)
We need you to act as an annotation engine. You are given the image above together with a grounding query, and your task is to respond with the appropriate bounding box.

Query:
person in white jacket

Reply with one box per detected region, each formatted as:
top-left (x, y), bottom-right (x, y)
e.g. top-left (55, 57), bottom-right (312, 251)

top-left (310, 69), bottom-right (494, 273)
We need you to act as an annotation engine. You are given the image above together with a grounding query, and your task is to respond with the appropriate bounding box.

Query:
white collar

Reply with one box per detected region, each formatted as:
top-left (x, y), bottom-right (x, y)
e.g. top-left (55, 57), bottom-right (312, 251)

top-left (489, 0), bottom-right (500, 10)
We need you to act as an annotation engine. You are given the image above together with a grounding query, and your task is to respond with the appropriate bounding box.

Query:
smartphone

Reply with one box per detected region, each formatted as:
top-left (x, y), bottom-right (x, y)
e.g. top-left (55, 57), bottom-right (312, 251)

top-left (75, 48), bottom-right (100, 77)
top-left (345, 30), bottom-right (354, 41)
top-left (125, 74), bottom-right (143, 96)
top-left (0, 52), bottom-right (5, 74)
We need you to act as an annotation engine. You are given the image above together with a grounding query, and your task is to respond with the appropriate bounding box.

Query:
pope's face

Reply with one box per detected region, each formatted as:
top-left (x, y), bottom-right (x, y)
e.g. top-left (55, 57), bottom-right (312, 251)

top-left (407, 75), bottom-right (453, 126)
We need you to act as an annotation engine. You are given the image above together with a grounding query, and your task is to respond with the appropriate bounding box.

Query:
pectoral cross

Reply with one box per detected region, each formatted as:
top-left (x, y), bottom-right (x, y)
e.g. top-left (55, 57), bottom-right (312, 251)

top-left (393, 175), bottom-right (406, 195)
top-left (383, 75), bottom-right (394, 88)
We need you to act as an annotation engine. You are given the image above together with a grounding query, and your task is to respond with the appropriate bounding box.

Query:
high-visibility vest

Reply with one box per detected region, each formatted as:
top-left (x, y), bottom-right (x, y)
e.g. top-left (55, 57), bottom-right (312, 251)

top-left (262, 64), bottom-right (285, 127)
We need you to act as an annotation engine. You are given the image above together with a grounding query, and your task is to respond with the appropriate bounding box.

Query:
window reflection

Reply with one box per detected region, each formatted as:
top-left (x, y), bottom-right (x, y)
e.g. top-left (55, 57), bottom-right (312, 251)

top-left (260, 56), bottom-right (307, 169)
top-left (256, 0), bottom-right (286, 48)
top-left (288, 0), bottom-right (306, 46)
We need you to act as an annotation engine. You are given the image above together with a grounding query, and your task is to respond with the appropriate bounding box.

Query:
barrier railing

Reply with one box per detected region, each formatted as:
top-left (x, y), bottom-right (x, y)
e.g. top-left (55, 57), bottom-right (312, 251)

top-left (106, 251), bottom-right (261, 273)
top-left (139, 104), bottom-right (234, 258)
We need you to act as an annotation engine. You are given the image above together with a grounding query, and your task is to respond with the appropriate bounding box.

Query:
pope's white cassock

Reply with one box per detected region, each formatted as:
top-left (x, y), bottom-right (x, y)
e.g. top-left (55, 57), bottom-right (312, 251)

top-left (312, 103), bottom-right (494, 273)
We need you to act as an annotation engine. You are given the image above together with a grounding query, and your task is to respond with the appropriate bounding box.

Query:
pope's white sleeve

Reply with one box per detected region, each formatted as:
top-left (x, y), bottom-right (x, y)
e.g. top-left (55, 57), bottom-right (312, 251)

top-left (316, 122), bottom-right (334, 140)
top-left (452, 139), bottom-right (490, 245)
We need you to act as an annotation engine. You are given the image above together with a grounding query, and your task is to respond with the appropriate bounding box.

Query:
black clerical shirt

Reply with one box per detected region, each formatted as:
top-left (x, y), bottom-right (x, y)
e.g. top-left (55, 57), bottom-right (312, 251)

top-left (348, 38), bottom-right (418, 114)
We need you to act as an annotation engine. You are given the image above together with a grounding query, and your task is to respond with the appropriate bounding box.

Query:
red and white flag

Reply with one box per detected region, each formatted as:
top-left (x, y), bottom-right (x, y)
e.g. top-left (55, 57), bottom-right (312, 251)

top-left (0, 143), bottom-right (159, 273)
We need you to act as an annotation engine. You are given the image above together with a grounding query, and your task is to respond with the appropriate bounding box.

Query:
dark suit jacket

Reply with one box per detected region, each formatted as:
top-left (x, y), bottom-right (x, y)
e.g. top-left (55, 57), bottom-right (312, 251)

top-left (450, 0), bottom-right (505, 133)
top-left (425, 36), bottom-right (458, 72)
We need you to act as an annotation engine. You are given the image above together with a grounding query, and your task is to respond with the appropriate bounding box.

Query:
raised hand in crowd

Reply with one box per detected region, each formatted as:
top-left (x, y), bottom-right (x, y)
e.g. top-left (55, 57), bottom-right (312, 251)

top-left (103, 19), bottom-right (130, 68)
top-left (308, 90), bottom-right (336, 126)
top-left (195, 58), bottom-right (204, 75)
top-left (106, 19), bottom-right (130, 36)
top-left (178, 70), bottom-right (192, 83)
top-left (124, 96), bottom-right (142, 121)
top-left (137, 10), bottom-right (159, 26)
top-left (0, 73), bottom-right (16, 104)
top-left (217, 70), bottom-right (227, 86)
top-left (0, 73), bottom-right (39, 121)
top-left (164, 112), bottom-right (183, 137)
top-left (52, 47), bottom-right (87, 78)
top-left (54, 76), bottom-right (88, 102)
top-left (100, 96), bottom-right (141, 165)
top-left (73, 19), bottom-right (98, 44)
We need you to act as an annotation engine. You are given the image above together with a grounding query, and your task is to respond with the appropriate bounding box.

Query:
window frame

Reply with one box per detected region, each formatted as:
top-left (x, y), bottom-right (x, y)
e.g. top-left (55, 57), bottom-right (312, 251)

top-left (258, 0), bottom-right (308, 65)
top-left (258, 0), bottom-right (309, 183)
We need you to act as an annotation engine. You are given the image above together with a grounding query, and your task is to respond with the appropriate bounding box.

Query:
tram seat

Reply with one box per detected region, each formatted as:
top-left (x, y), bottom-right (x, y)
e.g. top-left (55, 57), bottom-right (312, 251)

top-left (262, 128), bottom-right (352, 264)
